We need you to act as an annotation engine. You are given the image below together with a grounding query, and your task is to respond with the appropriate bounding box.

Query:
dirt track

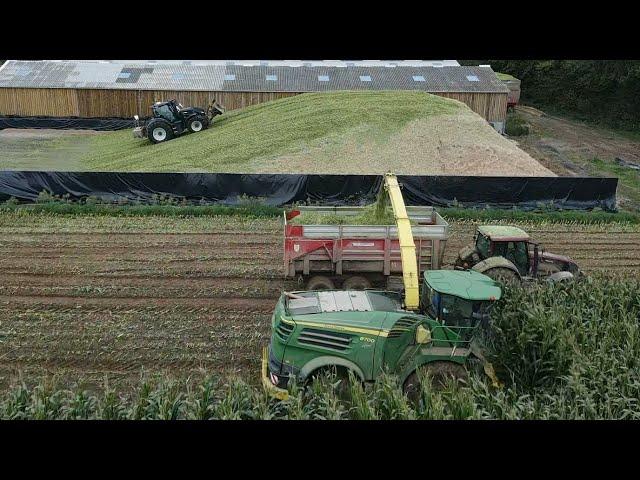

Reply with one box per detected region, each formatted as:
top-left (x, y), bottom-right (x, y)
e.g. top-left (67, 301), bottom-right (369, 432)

top-left (0, 215), bottom-right (638, 390)
top-left (511, 106), bottom-right (640, 210)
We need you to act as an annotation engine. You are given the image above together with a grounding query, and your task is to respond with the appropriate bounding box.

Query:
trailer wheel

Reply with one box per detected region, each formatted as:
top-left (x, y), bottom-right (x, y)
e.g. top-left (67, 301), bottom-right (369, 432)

top-left (306, 276), bottom-right (335, 290)
top-left (342, 276), bottom-right (371, 290)
top-left (403, 361), bottom-right (468, 405)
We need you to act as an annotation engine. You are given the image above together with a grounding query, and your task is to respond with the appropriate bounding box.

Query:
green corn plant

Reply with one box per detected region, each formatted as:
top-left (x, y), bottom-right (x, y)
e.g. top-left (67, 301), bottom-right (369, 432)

top-left (0, 383), bottom-right (31, 420)
top-left (347, 371), bottom-right (378, 420)
top-left (371, 372), bottom-right (415, 420)
top-left (185, 376), bottom-right (217, 420)
top-left (62, 390), bottom-right (99, 420)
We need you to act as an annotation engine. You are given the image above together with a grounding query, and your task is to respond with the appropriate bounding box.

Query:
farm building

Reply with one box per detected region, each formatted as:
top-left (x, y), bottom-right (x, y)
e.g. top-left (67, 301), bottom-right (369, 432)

top-left (0, 60), bottom-right (509, 129)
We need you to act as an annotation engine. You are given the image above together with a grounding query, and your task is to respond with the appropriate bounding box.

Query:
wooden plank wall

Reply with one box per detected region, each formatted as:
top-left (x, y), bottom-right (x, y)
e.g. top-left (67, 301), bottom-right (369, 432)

top-left (0, 88), bottom-right (79, 117)
top-left (0, 88), bottom-right (506, 122)
top-left (436, 92), bottom-right (508, 123)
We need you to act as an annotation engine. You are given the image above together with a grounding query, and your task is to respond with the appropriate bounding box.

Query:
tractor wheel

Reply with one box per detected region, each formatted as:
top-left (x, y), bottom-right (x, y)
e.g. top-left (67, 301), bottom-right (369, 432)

top-left (483, 267), bottom-right (521, 286)
top-left (147, 119), bottom-right (174, 144)
top-left (306, 275), bottom-right (335, 290)
top-left (546, 271), bottom-right (575, 283)
top-left (403, 361), bottom-right (468, 404)
top-left (187, 115), bottom-right (208, 133)
top-left (342, 276), bottom-right (371, 290)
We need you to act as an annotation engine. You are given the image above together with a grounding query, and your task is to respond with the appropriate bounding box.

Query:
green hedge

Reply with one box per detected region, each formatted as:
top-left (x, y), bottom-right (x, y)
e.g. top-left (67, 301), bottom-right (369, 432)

top-left (462, 60), bottom-right (640, 132)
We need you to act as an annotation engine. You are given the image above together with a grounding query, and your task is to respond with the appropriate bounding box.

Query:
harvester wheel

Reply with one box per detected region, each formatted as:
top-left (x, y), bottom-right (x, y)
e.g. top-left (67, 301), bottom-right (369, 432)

top-left (306, 275), bottom-right (335, 290)
top-left (146, 119), bottom-right (174, 144)
top-left (483, 267), bottom-right (520, 286)
top-left (342, 276), bottom-right (371, 290)
top-left (307, 366), bottom-right (353, 400)
top-left (403, 361), bottom-right (468, 404)
top-left (187, 114), bottom-right (208, 133)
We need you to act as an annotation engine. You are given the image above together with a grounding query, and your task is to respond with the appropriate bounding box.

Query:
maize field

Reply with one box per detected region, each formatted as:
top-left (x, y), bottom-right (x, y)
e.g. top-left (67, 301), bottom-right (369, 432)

top-left (1, 274), bottom-right (638, 419)
top-left (0, 208), bottom-right (638, 400)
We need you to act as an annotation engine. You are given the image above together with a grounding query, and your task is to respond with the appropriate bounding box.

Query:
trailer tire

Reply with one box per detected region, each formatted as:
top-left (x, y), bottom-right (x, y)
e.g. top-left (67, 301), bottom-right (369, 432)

top-left (306, 276), bottom-right (335, 290)
top-left (342, 276), bottom-right (371, 290)
top-left (403, 361), bottom-right (468, 404)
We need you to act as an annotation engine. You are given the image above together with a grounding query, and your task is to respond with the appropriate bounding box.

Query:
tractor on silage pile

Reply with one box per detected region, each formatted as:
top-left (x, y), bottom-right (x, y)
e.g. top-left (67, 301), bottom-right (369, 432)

top-left (133, 98), bottom-right (225, 144)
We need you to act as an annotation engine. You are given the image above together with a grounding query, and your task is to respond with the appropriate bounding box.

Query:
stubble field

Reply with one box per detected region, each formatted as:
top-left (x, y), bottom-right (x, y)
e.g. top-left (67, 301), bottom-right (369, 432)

top-left (0, 212), bottom-right (638, 391)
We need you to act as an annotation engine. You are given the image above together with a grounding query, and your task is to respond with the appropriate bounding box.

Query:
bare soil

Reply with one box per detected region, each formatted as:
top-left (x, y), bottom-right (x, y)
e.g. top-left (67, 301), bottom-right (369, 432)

top-left (0, 214), bottom-right (637, 390)
top-left (0, 128), bottom-right (105, 171)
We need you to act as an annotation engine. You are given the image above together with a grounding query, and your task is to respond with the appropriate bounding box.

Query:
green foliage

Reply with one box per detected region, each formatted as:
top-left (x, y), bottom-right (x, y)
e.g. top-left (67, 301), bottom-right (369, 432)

top-left (505, 114), bottom-right (530, 136)
top-left (465, 60), bottom-right (640, 131)
top-left (0, 192), bottom-right (281, 218)
top-left (440, 207), bottom-right (640, 224)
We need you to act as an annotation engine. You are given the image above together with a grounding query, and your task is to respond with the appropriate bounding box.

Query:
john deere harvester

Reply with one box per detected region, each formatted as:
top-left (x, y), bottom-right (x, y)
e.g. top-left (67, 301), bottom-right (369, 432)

top-left (263, 174), bottom-right (502, 401)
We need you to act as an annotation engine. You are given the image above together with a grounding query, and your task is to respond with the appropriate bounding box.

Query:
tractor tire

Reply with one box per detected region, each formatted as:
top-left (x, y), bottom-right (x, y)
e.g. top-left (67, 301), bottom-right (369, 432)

top-left (306, 275), bottom-right (335, 290)
top-left (403, 361), bottom-right (468, 404)
top-left (342, 275), bottom-right (372, 290)
top-left (147, 119), bottom-right (174, 144)
top-left (187, 115), bottom-right (208, 133)
top-left (483, 267), bottom-right (521, 286)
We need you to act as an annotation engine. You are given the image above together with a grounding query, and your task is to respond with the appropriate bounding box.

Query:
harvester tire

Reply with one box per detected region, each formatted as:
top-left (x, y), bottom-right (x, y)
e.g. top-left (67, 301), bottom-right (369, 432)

top-left (307, 366), bottom-right (353, 400)
top-left (483, 267), bottom-right (520, 286)
top-left (147, 119), bottom-right (174, 144)
top-left (403, 361), bottom-right (468, 404)
top-left (306, 275), bottom-right (335, 290)
top-left (187, 114), bottom-right (208, 133)
top-left (342, 276), bottom-right (372, 290)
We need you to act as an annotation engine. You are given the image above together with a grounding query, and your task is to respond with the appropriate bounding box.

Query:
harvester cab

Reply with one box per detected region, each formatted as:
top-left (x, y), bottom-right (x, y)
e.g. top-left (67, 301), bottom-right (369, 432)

top-left (455, 225), bottom-right (581, 284)
top-left (133, 98), bottom-right (225, 144)
top-left (422, 270), bottom-right (502, 333)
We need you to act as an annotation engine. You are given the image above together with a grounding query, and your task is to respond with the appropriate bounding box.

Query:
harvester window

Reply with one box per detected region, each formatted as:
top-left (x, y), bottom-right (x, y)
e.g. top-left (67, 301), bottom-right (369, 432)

top-left (440, 295), bottom-right (474, 328)
top-left (476, 234), bottom-right (491, 258)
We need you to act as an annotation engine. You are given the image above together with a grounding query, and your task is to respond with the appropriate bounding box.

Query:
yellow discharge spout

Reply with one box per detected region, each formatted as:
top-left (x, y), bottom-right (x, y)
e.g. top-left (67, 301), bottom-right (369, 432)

top-left (384, 173), bottom-right (419, 310)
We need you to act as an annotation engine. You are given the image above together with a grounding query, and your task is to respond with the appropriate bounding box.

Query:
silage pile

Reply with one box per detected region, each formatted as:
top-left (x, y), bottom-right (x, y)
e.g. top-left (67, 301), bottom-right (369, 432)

top-left (80, 91), bottom-right (554, 176)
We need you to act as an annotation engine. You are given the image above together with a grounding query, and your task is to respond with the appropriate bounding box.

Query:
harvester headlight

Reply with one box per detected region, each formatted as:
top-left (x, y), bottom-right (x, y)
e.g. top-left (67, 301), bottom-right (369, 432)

top-left (269, 372), bottom-right (280, 386)
top-left (416, 325), bottom-right (432, 344)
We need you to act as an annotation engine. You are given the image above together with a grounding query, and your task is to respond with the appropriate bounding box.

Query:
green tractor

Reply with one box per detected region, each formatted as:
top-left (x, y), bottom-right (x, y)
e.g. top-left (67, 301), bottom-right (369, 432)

top-left (455, 225), bottom-right (581, 285)
top-left (262, 269), bottom-right (502, 401)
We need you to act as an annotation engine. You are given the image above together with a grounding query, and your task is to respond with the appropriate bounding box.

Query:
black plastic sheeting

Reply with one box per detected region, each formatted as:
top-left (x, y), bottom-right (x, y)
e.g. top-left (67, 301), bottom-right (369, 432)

top-left (0, 172), bottom-right (618, 211)
top-left (0, 116), bottom-right (134, 131)
top-left (398, 176), bottom-right (618, 211)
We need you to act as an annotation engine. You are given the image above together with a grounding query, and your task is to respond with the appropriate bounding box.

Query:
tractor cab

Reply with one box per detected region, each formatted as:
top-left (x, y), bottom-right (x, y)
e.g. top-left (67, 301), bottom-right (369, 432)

top-left (474, 225), bottom-right (536, 276)
top-left (152, 100), bottom-right (182, 123)
top-left (421, 270), bottom-right (502, 336)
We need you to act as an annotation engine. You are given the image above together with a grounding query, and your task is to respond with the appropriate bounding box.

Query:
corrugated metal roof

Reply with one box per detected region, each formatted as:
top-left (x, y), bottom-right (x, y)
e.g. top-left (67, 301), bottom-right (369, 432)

top-left (0, 60), bottom-right (506, 93)
top-left (222, 65), bottom-right (507, 93)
